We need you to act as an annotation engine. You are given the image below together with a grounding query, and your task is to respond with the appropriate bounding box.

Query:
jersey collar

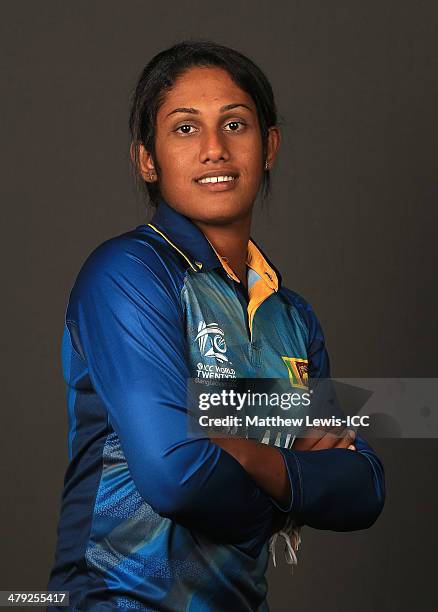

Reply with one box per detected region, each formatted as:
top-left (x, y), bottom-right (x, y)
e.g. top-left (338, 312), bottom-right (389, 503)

top-left (148, 197), bottom-right (281, 290)
top-left (149, 198), bottom-right (218, 272)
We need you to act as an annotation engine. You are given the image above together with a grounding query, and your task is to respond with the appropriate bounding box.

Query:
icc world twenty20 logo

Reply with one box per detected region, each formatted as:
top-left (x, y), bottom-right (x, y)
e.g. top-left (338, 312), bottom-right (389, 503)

top-left (195, 321), bottom-right (229, 363)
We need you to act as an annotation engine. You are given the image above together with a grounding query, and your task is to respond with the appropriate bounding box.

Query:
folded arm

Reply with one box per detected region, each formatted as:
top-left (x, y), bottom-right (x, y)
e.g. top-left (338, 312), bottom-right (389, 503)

top-left (213, 431), bottom-right (384, 531)
top-left (214, 290), bottom-right (385, 531)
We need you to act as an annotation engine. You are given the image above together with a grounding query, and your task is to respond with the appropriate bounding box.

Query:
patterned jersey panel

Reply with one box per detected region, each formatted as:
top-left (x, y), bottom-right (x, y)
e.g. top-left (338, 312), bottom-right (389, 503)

top-left (83, 431), bottom-right (270, 611)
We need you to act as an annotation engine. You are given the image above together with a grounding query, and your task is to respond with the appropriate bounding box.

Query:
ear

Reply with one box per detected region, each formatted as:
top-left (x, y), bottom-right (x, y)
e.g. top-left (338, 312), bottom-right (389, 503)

top-left (132, 143), bottom-right (157, 182)
top-left (265, 127), bottom-right (281, 169)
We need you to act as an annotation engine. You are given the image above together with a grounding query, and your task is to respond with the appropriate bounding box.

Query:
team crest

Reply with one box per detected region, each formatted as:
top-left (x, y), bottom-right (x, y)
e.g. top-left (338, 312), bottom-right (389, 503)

top-left (282, 356), bottom-right (308, 389)
top-left (195, 321), bottom-right (229, 362)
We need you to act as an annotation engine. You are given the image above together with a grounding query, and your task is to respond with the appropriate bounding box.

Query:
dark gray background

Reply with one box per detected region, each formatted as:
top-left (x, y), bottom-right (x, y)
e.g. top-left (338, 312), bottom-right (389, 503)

top-left (1, 1), bottom-right (437, 610)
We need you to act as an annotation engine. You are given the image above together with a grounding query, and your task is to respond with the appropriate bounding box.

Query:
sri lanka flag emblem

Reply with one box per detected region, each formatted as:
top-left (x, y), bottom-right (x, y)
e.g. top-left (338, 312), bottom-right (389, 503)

top-left (281, 357), bottom-right (309, 389)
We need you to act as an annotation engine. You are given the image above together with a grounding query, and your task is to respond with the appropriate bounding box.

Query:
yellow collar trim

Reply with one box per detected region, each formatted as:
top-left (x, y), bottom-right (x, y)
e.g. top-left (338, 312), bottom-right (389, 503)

top-left (207, 239), bottom-right (278, 340)
top-left (246, 240), bottom-right (278, 291)
top-left (207, 239), bottom-right (278, 291)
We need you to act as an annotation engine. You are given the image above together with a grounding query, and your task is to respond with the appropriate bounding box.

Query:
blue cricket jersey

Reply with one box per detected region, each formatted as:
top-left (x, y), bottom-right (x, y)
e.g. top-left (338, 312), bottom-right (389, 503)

top-left (48, 198), bottom-right (385, 610)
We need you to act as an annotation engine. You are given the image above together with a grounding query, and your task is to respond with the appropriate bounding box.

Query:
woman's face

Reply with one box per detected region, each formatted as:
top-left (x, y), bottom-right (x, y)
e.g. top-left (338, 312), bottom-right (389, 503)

top-left (139, 66), bottom-right (280, 225)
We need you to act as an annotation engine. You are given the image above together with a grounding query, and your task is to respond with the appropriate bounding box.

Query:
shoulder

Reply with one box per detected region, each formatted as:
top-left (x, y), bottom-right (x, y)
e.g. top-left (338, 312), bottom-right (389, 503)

top-left (79, 225), bottom-right (187, 280)
top-left (279, 286), bottom-right (313, 313)
top-left (279, 285), bottom-right (326, 340)
top-left (68, 225), bottom-right (189, 314)
top-left (75, 224), bottom-right (188, 287)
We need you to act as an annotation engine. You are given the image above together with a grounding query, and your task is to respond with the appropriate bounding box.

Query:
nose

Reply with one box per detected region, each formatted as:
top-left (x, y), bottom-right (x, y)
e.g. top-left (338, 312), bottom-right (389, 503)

top-left (199, 127), bottom-right (230, 164)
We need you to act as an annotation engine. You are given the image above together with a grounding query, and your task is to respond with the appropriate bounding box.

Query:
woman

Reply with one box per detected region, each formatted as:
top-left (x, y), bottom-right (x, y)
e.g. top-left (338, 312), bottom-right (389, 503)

top-left (48, 41), bottom-right (385, 611)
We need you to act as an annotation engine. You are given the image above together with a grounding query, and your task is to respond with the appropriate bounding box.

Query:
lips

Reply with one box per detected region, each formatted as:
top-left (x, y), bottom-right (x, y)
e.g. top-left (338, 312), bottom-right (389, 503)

top-left (193, 171), bottom-right (240, 192)
top-left (197, 175), bottom-right (236, 184)
top-left (194, 170), bottom-right (239, 183)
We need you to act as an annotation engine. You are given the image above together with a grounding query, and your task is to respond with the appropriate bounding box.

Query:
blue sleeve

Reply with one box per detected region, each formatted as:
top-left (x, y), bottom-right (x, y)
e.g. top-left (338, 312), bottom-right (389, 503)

top-left (277, 292), bottom-right (385, 530)
top-left (66, 235), bottom-right (276, 554)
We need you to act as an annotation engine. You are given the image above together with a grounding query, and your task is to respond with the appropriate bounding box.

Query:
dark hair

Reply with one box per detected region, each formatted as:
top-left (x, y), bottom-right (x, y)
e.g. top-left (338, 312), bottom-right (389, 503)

top-left (129, 40), bottom-right (278, 206)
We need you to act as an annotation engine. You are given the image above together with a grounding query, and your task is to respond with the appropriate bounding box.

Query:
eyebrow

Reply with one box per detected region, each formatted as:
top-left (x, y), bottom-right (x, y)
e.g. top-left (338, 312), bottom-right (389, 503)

top-left (165, 103), bottom-right (253, 118)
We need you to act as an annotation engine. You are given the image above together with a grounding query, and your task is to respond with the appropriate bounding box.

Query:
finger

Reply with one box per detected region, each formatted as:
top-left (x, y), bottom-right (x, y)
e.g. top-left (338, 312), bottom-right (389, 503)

top-left (312, 428), bottom-right (355, 451)
top-left (332, 429), bottom-right (356, 449)
top-left (292, 427), bottom-right (327, 451)
top-left (348, 445), bottom-right (356, 450)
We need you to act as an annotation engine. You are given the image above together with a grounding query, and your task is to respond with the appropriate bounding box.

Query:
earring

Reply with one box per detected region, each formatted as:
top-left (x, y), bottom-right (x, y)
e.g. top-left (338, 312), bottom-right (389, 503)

top-left (147, 171), bottom-right (156, 180)
top-left (264, 160), bottom-right (270, 171)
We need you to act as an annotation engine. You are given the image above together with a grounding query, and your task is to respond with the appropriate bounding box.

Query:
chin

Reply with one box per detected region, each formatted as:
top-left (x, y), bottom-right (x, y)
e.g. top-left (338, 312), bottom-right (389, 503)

top-left (191, 200), bottom-right (252, 226)
top-left (164, 186), bottom-right (255, 225)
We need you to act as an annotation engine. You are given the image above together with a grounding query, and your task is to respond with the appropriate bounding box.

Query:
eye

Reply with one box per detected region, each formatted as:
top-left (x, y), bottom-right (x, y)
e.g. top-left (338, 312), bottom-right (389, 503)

top-left (175, 124), bottom-right (197, 134)
top-left (224, 120), bottom-right (245, 132)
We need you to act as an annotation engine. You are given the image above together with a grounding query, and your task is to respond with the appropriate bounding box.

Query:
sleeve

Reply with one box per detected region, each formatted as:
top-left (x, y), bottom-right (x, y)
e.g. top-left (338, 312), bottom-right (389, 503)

top-left (67, 236), bottom-right (277, 554)
top-left (276, 294), bottom-right (386, 530)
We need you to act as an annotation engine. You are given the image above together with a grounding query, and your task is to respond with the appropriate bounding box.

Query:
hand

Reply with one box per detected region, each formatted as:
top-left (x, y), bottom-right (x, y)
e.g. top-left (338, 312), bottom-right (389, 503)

top-left (293, 426), bottom-right (357, 452)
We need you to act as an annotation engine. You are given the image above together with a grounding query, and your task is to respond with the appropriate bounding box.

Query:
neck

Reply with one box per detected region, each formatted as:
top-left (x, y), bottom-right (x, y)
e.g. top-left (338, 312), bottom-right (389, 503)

top-left (194, 214), bottom-right (251, 287)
